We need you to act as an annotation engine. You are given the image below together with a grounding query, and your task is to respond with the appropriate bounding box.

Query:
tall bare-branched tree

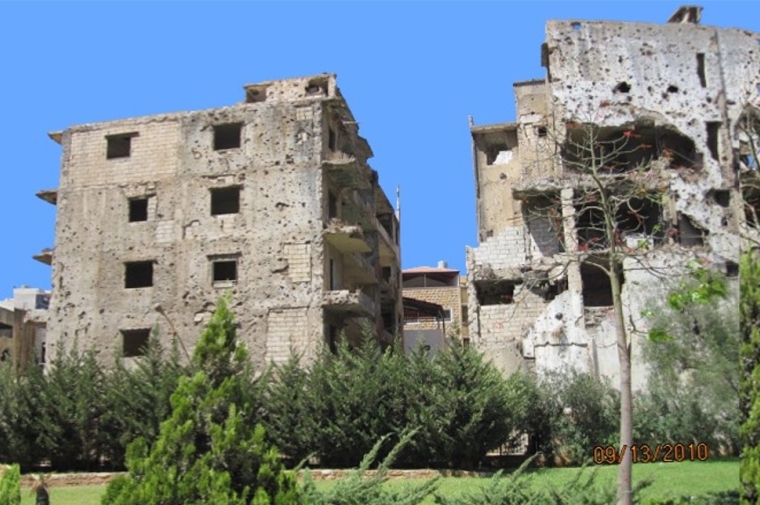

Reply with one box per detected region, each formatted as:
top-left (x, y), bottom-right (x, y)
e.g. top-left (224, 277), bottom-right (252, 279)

top-left (512, 117), bottom-right (707, 505)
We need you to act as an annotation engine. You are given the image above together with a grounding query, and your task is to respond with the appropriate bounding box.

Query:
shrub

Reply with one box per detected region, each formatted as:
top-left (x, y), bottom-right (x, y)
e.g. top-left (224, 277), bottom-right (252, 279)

top-left (639, 265), bottom-right (739, 455)
top-left (101, 297), bottom-right (299, 505)
top-left (300, 432), bottom-right (439, 505)
top-left (740, 251), bottom-right (760, 504)
top-left (264, 337), bottom-right (531, 469)
top-left (0, 464), bottom-right (20, 505)
top-left (99, 332), bottom-right (187, 467)
top-left (526, 369), bottom-right (619, 465)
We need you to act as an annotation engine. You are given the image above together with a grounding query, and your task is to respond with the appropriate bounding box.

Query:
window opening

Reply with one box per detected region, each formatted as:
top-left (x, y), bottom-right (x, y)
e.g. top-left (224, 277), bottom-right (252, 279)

top-left (210, 187), bottom-right (240, 215)
top-left (581, 262), bottom-right (620, 307)
top-left (212, 260), bottom-right (238, 284)
top-left (486, 142), bottom-right (511, 165)
top-left (106, 133), bottom-right (137, 159)
top-left (213, 123), bottom-right (242, 150)
top-left (121, 329), bottom-right (150, 358)
top-left (696, 53), bottom-right (707, 88)
top-left (125, 261), bottom-right (154, 288)
top-left (328, 191), bottom-right (338, 219)
top-left (129, 197), bottom-right (149, 222)
top-left (328, 127), bottom-right (337, 151)
top-left (476, 281), bottom-right (516, 305)
top-left (706, 122), bottom-right (721, 161)
top-left (382, 266), bottom-right (392, 282)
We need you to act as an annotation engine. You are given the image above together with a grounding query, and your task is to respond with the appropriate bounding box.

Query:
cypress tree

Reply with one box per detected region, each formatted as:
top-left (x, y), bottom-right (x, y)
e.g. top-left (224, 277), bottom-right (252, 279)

top-left (102, 296), bottom-right (300, 505)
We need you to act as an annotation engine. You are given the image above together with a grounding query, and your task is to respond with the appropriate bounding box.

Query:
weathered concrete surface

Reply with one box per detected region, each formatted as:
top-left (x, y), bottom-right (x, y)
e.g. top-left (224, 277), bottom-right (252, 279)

top-left (43, 74), bottom-right (402, 369)
top-left (468, 11), bottom-right (758, 389)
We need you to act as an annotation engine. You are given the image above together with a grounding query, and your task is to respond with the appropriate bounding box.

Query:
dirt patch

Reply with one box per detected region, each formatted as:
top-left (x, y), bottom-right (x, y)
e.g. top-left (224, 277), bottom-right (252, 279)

top-left (18, 469), bottom-right (491, 487)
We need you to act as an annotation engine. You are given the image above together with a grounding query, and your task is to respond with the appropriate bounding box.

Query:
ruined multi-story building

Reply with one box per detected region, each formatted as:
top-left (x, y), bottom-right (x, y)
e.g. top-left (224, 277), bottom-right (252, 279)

top-left (39, 74), bottom-right (402, 368)
top-left (402, 261), bottom-right (469, 353)
top-left (467, 6), bottom-right (760, 390)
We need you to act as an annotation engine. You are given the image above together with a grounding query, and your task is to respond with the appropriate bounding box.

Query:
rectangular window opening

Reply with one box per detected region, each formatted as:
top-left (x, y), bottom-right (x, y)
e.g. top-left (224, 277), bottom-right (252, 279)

top-left (212, 259), bottom-right (238, 284)
top-left (328, 191), bottom-right (338, 219)
top-left (442, 308), bottom-right (453, 322)
top-left (210, 187), bottom-right (240, 215)
top-left (213, 123), bottom-right (243, 150)
top-left (382, 266), bottom-right (392, 282)
top-left (476, 281), bottom-right (516, 305)
top-left (382, 311), bottom-right (394, 332)
top-left (696, 53), bottom-right (707, 88)
top-left (125, 261), bottom-right (154, 288)
top-left (129, 197), bottom-right (149, 222)
top-left (121, 329), bottom-right (150, 358)
top-left (328, 127), bottom-right (337, 151)
top-left (461, 305), bottom-right (469, 325)
top-left (581, 262), bottom-right (619, 307)
top-left (106, 133), bottom-right (137, 159)
top-left (706, 122), bottom-right (721, 161)
top-left (537, 126), bottom-right (548, 138)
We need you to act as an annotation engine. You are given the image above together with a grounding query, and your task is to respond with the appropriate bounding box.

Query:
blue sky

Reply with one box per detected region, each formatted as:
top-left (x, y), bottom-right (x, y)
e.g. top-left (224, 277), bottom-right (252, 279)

top-left (1, 1), bottom-right (759, 300)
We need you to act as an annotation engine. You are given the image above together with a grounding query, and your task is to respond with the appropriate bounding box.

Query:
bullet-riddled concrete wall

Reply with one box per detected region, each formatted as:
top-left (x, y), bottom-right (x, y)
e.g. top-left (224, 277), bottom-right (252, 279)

top-left (46, 75), bottom-right (399, 369)
top-left (468, 14), bottom-right (758, 390)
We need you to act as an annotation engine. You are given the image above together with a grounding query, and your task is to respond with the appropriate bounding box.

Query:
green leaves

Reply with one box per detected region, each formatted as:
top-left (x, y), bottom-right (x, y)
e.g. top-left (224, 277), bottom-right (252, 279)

top-left (263, 338), bottom-right (530, 470)
top-left (103, 297), bottom-right (300, 505)
top-left (0, 465), bottom-right (20, 505)
top-left (740, 252), bottom-right (760, 505)
top-left (666, 261), bottom-right (728, 311)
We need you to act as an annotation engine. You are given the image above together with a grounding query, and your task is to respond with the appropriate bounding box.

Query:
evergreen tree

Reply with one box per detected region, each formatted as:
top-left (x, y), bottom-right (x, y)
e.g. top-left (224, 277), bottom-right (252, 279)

top-left (741, 251), bottom-right (760, 504)
top-left (102, 296), bottom-right (300, 505)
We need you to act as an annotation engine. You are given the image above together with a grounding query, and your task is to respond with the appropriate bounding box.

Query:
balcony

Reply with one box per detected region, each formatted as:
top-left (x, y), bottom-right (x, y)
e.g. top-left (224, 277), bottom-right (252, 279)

top-left (344, 251), bottom-right (377, 286)
top-left (322, 157), bottom-right (373, 190)
top-left (323, 221), bottom-right (371, 254)
top-left (33, 248), bottom-right (53, 266)
top-left (36, 189), bottom-right (58, 205)
top-left (322, 290), bottom-right (376, 317)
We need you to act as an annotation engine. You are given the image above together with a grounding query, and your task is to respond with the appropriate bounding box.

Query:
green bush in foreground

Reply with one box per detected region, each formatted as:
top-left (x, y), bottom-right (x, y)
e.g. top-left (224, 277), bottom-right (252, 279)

top-left (265, 337), bottom-right (531, 470)
top-left (101, 297), bottom-right (299, 505)
top-left (0, 465), bottom-right (20, 505)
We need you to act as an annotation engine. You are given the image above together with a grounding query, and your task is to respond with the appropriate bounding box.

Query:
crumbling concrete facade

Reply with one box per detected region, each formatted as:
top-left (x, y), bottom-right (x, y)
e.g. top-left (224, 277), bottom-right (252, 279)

top-left (467, 7), bottom-right (760, 390)
top-left (40, 74), bottom-right (402, 369)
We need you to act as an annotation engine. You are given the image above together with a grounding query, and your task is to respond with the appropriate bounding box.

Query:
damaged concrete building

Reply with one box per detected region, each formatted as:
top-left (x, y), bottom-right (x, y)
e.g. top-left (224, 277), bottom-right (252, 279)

top-left (466, 6), bottom-right (760, 390)
top-left (40, 73), bottom-right (402, 368)
top-left (0, 287), bottom-right (50, 372)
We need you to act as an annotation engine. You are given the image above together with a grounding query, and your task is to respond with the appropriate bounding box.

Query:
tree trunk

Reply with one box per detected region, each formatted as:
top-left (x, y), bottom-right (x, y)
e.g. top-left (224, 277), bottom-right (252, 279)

top-left (610, 262), bottom-right (633, 505)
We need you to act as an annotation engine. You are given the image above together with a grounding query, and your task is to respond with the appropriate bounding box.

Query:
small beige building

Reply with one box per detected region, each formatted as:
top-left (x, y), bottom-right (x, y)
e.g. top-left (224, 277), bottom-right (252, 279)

top-left (402, 262), bottom-right (468, 353)
top-left (0, 287), bottom-right (50, 373)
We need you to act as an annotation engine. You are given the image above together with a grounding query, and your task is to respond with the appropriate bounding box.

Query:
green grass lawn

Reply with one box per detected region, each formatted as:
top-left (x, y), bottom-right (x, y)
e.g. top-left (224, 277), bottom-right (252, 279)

top-left (385, 458), bottom-right (739, 504)
top-left (18, 458), bottom-right (738, 505)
